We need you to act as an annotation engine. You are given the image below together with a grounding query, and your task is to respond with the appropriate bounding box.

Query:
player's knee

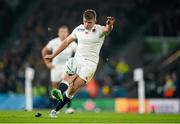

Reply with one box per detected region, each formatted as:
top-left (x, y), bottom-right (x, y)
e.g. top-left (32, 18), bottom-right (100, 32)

top-left (64, 74), bottom-right (77, 83)
top-left (67, 89), bottom-right (76, 97)
top-left (65, 91), bottom-right (74, 99)
top-left (68, 86), bottom-right (76, 94)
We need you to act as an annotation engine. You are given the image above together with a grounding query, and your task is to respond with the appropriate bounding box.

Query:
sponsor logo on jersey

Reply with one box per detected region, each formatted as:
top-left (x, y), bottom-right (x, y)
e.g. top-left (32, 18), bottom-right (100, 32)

top-left (77, 28), bottom-right (85, 31)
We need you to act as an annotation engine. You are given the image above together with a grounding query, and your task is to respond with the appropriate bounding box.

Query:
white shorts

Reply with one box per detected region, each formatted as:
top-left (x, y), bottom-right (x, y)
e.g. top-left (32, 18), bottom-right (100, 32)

top-left (50, 66), bottom-right (65, 83)
top-left (75, 57), bottom-right (98, 83)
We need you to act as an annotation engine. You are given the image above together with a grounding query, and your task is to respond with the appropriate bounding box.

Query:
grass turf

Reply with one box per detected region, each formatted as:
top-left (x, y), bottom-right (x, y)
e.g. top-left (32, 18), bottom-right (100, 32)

top-left (0, 110), bottom-right (180, 123)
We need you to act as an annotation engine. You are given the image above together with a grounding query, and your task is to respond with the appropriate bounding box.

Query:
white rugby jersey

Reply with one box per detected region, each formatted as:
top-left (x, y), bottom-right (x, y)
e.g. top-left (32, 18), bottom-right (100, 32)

top-left (70, 24), bottom-right (105, 64)
top-left (46, 37), bottom-right (77, 66)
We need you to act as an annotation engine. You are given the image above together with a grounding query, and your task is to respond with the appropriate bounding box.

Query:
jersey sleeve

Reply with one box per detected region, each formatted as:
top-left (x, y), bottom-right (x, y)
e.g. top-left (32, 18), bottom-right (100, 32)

top-left (70, 26), bottom-right (79, 39)
top-left (99, 25), bottom-right (104, 34)
top-left (46, 40), bottom-right (53, 51)
top-left (98, 25), bottom-right (106, 38)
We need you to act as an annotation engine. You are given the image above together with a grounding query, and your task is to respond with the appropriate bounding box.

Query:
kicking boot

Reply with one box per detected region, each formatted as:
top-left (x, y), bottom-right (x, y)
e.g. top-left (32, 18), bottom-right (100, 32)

top-left (51, 88), bottom-right (63, 101)
top-left (49, 109), bottom-right (57, 118)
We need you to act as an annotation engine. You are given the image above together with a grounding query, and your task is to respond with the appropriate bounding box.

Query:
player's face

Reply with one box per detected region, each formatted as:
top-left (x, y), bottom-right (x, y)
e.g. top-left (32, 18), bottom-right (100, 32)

top-left (58, 27), bottom-right (69, 40)
top-left (83, 18), bottom-right (96, 30)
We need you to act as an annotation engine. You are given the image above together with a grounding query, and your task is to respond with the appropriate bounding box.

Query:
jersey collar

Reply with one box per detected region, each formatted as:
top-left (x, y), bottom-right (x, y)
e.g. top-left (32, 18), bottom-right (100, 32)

top-left (82, 24), bottom-right (96, 32)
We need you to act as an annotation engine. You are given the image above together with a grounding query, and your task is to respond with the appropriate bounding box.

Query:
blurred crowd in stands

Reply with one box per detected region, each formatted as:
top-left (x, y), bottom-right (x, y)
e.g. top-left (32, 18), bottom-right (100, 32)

top-left (0, 0), bottom-right (179, 98)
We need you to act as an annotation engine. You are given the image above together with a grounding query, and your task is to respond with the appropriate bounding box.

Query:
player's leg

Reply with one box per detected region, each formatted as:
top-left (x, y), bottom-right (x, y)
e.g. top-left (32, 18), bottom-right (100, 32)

top-left (60, 75), bottom-right (76, 114)
top-left (51, 74), bottom-right (77, 101)
top-left (50, 59), bottom-right (97, 117)
top-left (66, 101), bottom-right (71, 108)
top-left (52, 59), bottom-right (97, 112)
top-left (54, 76), bottom-right (85, 112)
top-left (63, 74), bottom-right (82, 114)
top-left (50, 82), bottom-right (59, 107)
top-left (59, 74), bottom-right (77, 93)
top-left (49, 74), bottom-right (78, 118)
top-left (65, 101), bottom-right (75, 114)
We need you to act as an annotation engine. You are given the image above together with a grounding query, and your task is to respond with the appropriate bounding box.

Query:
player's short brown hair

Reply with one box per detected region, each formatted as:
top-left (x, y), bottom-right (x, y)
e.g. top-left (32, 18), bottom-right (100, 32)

top-left (83, 9), bottom-right (96, 20)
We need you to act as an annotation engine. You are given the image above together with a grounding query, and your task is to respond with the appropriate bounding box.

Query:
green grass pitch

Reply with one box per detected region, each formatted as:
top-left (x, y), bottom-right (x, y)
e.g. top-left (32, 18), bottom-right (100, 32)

top-left (0, 110), bottom-right (180, 123)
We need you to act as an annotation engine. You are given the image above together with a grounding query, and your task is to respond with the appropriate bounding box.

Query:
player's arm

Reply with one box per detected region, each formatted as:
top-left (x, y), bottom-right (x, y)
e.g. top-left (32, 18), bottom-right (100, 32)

top-left (44, 35), bottom-right (75, 60)
top-left (102, 16), bottom-right (115, 36)
top-left (41, 46), bottom-right (54, 69)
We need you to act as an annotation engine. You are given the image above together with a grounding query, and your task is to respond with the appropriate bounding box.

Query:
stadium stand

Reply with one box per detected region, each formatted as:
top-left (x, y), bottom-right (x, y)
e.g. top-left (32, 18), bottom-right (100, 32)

top-left (0, 0), bottom-right (179, 100)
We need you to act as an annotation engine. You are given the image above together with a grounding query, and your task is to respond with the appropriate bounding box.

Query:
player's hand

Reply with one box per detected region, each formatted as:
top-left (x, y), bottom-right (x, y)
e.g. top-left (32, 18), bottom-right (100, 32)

top-left (106, 16), bottom-right (115, 26)
top-left (44, 54), bottom-right (54, 61)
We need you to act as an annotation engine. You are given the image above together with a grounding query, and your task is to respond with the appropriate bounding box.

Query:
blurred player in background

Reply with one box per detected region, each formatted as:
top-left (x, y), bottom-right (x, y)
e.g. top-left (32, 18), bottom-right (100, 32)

top-left (41, 25), bottom-right (77, 114)
top-left (44, 9), bottom-right (115, 118)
